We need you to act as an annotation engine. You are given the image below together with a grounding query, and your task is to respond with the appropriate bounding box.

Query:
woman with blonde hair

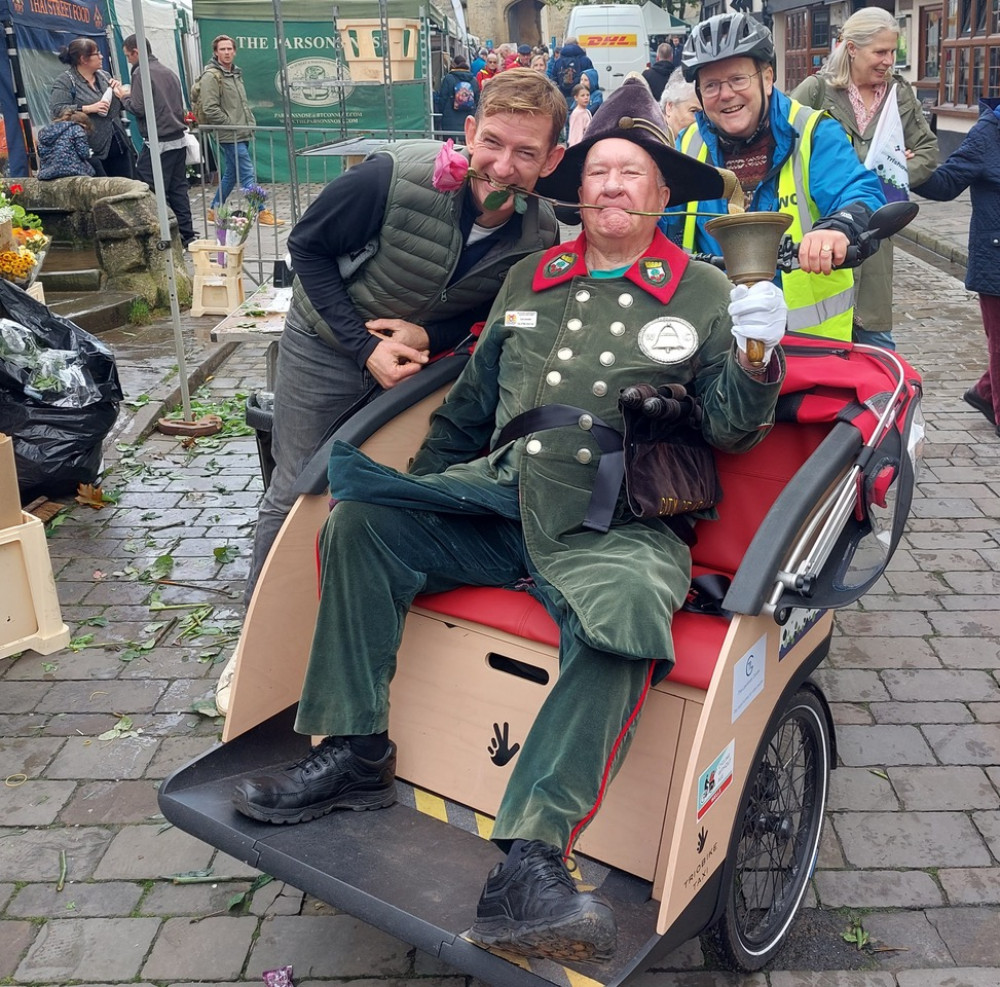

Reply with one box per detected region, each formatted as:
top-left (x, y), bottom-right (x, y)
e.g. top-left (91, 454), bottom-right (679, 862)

top-left (792, 7), bottom-right (937, 349)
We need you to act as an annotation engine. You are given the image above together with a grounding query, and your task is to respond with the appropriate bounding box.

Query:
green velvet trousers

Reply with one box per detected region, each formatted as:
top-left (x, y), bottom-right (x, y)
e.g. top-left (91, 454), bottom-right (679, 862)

top-left (294, 500), bottom-right (657, 852)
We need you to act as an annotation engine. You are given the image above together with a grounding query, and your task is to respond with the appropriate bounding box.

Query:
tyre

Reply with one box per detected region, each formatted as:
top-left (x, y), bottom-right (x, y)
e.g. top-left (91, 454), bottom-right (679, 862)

top-left (711, 688), bottom-right (831, 971)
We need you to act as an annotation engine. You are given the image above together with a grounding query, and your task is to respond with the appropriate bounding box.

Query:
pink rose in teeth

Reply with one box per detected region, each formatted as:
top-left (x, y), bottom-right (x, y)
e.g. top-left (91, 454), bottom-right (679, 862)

top-left (432, 139), bottom-right (469, 191)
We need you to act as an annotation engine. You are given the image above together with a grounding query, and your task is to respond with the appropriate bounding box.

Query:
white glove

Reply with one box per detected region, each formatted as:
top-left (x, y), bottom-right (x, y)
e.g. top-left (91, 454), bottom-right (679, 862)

top-left (728, 282), bottom-right (788, 365)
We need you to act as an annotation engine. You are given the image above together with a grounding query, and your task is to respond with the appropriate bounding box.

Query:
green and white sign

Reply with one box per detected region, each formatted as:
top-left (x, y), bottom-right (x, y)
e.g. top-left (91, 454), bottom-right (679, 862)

top-left (195, 1), bottom-right (434, 181)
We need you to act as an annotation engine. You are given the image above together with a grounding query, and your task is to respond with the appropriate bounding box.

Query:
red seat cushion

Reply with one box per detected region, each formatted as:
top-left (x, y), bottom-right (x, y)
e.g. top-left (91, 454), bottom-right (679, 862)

top-left (414, 586), bottom-right (728, 691)
top-left (412, 424), bottom-right (830, 692)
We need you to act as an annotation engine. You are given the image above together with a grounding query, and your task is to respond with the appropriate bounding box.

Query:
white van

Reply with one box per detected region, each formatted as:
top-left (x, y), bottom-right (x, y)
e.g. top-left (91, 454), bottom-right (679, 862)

top-left (564, 4), bottom-right (649, 93)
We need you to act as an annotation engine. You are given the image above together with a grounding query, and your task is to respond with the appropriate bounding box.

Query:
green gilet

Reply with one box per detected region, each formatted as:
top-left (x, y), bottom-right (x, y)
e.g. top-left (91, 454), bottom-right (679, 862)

top-left (680, 102), bottom-right (855, 341)
top-left (290, 141), bottom-right (558, 352)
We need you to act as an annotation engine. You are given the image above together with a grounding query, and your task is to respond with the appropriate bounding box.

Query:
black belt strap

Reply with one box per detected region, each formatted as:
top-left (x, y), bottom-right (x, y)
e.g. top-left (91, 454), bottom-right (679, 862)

top-left (495, 405), bottom-right (623, 533)
top-left (495, 404), bottom-right (699, 547)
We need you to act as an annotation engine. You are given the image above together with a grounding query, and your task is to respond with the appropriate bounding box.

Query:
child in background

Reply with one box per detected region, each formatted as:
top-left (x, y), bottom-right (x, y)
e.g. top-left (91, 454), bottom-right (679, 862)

top-left (568, 83), bottom-right (592, 146)
top-left (37, 109), bottom-right (96, 179)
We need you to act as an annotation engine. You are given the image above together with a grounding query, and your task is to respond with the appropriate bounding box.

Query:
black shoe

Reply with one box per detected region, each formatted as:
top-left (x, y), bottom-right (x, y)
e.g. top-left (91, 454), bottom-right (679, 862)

top-left (232, 736), bottom-right (396, 824)
top-left (963, 387), bottom-right (996, 425)
top-left (469, 841), bottom-right (616, 963)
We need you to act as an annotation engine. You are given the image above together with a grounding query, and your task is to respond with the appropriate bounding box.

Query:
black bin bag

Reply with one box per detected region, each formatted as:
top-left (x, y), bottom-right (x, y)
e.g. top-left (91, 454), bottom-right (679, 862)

top-left (0, 280), bottom-right (123, 501)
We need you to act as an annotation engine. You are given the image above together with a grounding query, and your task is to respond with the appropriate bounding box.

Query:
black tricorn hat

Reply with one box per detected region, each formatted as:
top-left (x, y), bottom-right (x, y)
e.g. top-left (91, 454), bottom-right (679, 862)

top-left (536, 76), bottom-right (723, 206)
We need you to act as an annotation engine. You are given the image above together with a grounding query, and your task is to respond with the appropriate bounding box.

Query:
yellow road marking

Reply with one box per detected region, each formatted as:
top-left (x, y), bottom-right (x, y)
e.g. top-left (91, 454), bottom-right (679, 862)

top-left (475, 812), bottom-right (494, 840)
top-left (563, 967), bottom-right (606, 987)
top-left (413, 788), bottom-right (448, 821)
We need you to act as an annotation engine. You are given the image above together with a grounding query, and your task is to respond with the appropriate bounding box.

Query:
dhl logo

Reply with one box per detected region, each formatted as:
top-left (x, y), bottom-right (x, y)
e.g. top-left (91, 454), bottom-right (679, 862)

top-left (581, 33), bottom-right (639, 46)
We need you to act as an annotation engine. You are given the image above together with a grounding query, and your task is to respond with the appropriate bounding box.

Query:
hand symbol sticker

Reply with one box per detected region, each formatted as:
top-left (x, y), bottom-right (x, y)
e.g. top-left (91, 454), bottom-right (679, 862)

top-left (697, 826), bottom-right (708, 854)
top-left (487, 721), bottom-right (521, 766)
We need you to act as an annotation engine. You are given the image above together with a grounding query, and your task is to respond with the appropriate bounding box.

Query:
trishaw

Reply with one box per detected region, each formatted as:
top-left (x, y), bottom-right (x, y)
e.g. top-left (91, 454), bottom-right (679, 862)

top-left (159, 205), bottom-right (925, 986)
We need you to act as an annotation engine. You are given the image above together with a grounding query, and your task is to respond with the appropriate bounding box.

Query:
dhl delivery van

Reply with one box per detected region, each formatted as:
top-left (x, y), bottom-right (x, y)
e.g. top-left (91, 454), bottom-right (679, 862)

top-left (564, 4), bottom-right (649, 93)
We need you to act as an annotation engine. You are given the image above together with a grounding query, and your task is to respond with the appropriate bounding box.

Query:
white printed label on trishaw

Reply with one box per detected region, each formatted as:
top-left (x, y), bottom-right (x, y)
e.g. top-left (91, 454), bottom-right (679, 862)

top-left (732, 632), bottom-right (767, 723)
top-left (697, 739), bottom-right (734, 820)
top-left (504, 310), bottom-right (537, 328)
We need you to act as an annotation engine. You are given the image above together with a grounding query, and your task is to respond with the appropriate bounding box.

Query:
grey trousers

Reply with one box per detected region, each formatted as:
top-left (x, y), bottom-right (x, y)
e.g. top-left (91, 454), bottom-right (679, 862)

top-left (244, 317), bottom-right (376, 605)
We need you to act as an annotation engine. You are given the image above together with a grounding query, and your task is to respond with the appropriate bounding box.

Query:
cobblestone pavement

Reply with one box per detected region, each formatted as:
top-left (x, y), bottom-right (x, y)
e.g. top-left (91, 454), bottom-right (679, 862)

top-left (2, 194), bottom-right (999, 987)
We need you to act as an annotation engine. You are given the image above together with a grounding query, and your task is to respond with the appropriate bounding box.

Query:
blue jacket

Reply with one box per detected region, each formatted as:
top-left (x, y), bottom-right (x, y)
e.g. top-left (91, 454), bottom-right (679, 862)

top-left (912, 98), bottom-right (1000, 297)
top-left (37, 120), bottom-right (95, 180)
top-left (581, 68), bottom-right (603, 112)
top-left (553, 43), bottom-right (593, 95)
top-left (661, 87), bottom-right (885, 261)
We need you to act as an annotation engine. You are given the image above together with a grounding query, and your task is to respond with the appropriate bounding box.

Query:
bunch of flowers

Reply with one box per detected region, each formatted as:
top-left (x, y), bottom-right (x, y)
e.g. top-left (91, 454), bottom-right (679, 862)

top-left (0, 180), bottom-right (50, 286)
top-left (243, 184), bottom-right (269, 220)
top-left (215, 185), bottom-right (269, 247)
top-left (0, 180), bottom-right (44, 231)
top-left (0, 179), bottom-right (24, 225)
top-left (0, 245), bottom-right (37, 283)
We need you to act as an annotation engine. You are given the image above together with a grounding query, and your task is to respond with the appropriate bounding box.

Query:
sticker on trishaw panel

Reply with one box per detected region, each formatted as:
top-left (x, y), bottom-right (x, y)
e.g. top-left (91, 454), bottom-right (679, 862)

top-left (732, 632), bottom-right (766, 723)
top-left (779, 608), bottom-right (826, 660)
top-left (504, 310), bottom-right (537, 328)
top-left (697, 739), bottom-right (734, 820)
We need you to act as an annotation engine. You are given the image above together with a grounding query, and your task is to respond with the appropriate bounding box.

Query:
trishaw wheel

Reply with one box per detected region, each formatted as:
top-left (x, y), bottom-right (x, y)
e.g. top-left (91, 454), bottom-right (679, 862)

top-left (711, 687), bottom-right (831, 972)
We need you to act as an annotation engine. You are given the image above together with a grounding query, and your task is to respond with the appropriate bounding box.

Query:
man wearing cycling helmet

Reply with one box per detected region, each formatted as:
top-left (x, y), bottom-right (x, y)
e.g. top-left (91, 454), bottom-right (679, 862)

top-left (665, 12), bottom-right (885, 342)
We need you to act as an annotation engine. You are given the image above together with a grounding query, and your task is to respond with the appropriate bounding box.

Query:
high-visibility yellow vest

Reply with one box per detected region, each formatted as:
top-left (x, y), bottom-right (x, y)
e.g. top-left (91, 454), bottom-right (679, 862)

top-left (680, 101), bottom-right (855, 341)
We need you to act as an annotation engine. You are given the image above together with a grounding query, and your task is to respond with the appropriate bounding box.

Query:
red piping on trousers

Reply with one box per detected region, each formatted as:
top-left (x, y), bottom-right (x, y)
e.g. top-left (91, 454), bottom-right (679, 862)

top-left (315, 531), bottom-right (322, 599)
top-left (564, 659), bottom-right (656, 858)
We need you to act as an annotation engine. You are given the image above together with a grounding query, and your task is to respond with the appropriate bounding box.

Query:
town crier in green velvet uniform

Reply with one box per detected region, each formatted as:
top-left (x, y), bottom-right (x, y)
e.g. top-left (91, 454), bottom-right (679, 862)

top-left (231, 79), bottom-right (789, 962)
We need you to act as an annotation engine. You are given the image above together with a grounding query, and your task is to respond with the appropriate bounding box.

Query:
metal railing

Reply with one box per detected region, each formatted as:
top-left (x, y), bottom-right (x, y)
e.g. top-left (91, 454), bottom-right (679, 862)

top-left (188, 122), bottom-right (434, 285)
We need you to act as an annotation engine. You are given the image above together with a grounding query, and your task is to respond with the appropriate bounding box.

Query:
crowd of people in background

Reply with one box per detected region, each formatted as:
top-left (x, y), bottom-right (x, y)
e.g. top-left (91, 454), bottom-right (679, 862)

top-left (438, 32), bottom-right (687, 148)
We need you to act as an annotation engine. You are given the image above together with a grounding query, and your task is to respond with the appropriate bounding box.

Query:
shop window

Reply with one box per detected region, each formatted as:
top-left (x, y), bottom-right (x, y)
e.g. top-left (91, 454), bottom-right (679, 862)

top-left (920, 6), bottom-right (943, 80)
top-left (811, 7), bottom-right (830, 48)
top-left (940, 0), bottom-right (1000, 106)
top-left (943, 45), bottom-right (955, 101)
top-left (946, 0), bottom-right (958, 38)
top-left (784, 8), bottom-right (830, 88)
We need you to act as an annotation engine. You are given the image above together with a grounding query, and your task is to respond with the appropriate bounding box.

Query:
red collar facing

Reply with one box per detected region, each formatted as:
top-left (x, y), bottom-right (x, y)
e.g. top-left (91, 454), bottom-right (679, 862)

top-left (531, 228), bottom-right (689, 305)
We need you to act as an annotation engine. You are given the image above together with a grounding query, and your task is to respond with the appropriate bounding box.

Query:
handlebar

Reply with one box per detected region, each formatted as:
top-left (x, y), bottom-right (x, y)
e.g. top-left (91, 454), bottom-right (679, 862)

top-left (692, 237), bottom-right (870, 274)
top-left (691, 200), bottom-right (919, 277)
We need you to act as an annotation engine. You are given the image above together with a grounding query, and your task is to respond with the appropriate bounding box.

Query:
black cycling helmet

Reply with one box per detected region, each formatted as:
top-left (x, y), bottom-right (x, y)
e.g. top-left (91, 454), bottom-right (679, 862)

top-left (681, 12), bottom-right (775, 82)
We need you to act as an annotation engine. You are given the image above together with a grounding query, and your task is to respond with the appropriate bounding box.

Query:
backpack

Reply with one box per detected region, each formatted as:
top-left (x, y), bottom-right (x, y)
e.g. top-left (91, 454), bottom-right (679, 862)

top-left (452, 79), bottom-right (475, 112)
top-left (558, 57), bottom-right (581, 95)
top-left (190, 66), bottom-right (223, 125)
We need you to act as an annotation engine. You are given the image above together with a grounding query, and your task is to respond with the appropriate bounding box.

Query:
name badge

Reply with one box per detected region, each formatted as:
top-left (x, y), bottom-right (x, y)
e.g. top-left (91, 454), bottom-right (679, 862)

top-left (505, 310), bottom-right (537, 328)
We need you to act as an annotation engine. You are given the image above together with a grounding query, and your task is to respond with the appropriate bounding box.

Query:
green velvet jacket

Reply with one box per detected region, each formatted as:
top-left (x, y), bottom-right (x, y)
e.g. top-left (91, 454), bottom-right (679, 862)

top-left (331, 231), bottom-right (784, 663)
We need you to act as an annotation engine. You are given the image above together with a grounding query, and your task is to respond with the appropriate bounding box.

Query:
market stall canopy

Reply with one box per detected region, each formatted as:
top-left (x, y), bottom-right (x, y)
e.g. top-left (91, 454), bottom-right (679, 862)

top-left (0, 0), bottom-right (112, 175)
top-left (191, 0), bottom-right (450, 28)
top-left (641, 2), bottom-right (690, 35)
top-left (107, 0), bottom-right (193, 91)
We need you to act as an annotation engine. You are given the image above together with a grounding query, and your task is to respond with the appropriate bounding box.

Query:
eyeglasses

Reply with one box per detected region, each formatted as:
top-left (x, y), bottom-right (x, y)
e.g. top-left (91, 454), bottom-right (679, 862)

top-left (699, 69), bottom-right (762, 99)
top-left (87, 52), bottom-right (102, 58)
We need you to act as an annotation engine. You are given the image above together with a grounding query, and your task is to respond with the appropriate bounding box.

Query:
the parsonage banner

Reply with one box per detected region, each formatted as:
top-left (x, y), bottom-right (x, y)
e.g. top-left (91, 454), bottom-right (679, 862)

top-left (193, 0), bottom-right (432, 182)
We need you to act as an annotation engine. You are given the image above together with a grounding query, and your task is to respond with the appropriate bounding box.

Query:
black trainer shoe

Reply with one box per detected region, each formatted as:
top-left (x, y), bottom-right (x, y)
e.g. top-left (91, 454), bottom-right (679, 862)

top-left (468, 841), bottom-right (616, 963)
top-left (963, 387), bottom-right (996, 425)
top-left (232, 736), bottom-right (396, 824)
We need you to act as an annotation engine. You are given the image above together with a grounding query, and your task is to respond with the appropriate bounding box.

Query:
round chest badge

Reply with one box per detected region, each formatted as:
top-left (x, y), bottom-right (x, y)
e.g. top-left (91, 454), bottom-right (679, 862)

top-left (637, 318), bottom-right (699, 364)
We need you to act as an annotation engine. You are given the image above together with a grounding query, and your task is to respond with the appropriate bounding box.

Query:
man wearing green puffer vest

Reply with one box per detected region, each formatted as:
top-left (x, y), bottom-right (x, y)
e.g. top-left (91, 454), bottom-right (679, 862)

top-left (215, 71), bottom-right (567, 715)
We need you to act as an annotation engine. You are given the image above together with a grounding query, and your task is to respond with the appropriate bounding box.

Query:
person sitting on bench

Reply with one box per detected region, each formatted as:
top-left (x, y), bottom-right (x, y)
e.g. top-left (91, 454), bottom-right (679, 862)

top-left (232, 78), bottom-right (788, 963)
